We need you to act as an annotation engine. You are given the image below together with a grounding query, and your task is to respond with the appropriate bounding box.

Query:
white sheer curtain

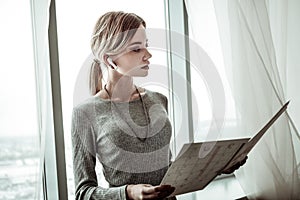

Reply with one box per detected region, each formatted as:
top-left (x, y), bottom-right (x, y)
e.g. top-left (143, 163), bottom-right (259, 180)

top-left (185, 0), bottom-right (300, 199)
top-left (30, 0), bottom-right (53, 198)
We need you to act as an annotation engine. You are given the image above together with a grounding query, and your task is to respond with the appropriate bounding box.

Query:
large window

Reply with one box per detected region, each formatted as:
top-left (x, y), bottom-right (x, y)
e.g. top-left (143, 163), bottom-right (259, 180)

top-left (186, 0), bottom-right (238, 143)
top-left (0, 0), bottom-right (41, 199)
top-left (0, 0), bottom-right (246, 199)
top-left (186, 0), bottom-right (245, 199)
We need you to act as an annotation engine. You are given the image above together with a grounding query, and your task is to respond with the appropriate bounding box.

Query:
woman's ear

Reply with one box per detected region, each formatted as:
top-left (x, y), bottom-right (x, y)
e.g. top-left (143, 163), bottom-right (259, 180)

top-left (103, 55), bottom-right (114, 69)
top-left (107, 58), bottom-right (119, 71)
top-left (103, 55), bottom-right (110, 67)
top-left (107, 57), bottom-right (117, 69)
top-left (103, 55), bottom-right (119, 71)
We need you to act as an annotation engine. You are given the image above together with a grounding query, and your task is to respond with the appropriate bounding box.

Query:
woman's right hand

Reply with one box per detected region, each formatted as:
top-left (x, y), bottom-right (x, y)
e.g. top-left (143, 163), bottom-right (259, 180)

top-left (126, 184), bottom-right (175, 200)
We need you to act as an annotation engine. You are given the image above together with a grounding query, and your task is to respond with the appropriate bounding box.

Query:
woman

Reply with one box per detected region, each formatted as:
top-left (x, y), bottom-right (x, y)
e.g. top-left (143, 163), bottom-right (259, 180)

top-left (71, 11), bottom-right (246, 200)
top-left (72, 11), bottom-right (176, 199)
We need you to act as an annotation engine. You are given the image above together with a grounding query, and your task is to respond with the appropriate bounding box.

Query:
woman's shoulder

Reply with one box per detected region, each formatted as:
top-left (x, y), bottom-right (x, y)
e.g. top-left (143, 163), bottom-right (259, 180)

top-left (72, 95), bottom-right (109, 114)
top-left (145, 88), bottom-right (167, 98)
top-left (144, 89), bottom-right (168, 104)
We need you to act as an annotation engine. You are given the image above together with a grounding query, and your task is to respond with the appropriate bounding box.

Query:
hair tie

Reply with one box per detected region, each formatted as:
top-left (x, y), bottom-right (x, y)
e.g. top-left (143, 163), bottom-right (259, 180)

top-left (93, 58), bottom-right (100, 64)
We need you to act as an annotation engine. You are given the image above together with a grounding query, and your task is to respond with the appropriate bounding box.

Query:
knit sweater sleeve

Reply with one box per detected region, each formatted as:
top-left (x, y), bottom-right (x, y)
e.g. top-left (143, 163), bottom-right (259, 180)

top-left (71, 106), bottom-right (127, 200)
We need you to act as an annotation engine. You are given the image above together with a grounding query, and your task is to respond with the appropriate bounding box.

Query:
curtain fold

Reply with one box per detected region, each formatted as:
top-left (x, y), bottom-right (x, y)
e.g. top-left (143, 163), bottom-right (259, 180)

top-left (213, 0), bottom-right (300, 198)
top-left (30, 0), bottom-right (51, 198)
top-left (185, 0), bottom-right (300, 199)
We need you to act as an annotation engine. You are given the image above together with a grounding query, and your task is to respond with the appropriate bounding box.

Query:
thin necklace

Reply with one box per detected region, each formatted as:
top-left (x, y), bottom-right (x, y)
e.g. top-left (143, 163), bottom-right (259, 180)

top-left (104, 84), bottom-right (150, 142)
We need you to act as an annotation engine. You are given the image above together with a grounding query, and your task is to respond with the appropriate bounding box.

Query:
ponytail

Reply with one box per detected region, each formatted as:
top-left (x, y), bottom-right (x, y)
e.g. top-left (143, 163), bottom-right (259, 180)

top-left (89, 59), bottom-right (102, 95)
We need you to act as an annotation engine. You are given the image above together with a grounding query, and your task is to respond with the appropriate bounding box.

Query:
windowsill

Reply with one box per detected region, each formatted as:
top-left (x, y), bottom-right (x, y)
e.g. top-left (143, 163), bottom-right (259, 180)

top-left (177, 174), bottom-right (246, 200)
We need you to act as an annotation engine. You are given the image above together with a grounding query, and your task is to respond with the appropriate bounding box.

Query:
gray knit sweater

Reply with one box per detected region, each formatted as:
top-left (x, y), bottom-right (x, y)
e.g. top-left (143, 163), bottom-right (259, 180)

top-left (71, 90), bottom-right (176, 200)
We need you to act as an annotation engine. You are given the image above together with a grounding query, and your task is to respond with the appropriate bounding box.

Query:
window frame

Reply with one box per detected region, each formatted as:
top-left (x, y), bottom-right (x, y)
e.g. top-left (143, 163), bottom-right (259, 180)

top-left (47, 0), bottom-right (68, 199)
top-left (31, 0), bottom-right (68, 199)
top-left (165, 0), bottom-right (196, 199)
top-left (165, 0), bottom-right (194, 156)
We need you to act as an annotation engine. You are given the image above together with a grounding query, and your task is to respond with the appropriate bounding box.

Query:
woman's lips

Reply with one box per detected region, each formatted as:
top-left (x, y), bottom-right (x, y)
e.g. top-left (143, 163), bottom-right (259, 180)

top-left (141, 65), bottom-right (149, 70)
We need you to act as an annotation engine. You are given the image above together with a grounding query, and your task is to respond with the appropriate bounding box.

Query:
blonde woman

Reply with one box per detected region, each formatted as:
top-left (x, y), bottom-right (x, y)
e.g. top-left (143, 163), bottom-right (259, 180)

top-left (72, 11), bottom-right (176, 199)
top-left (71, 11), bottom-right (246, 200)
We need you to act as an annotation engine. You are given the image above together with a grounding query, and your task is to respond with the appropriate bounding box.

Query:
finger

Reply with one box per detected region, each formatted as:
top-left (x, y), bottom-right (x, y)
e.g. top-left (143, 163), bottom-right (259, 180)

top-left (142, 185), bottom-right (156, 194)
top-left (240, 156), bottom-right (248, 165)
top-left (142, 192), bottom-right (160, 200)
top-left (222, 165), bottom-right (238, 174)
top-left (143, 190), bottom-right (174, 200)
top-left (153, 185), bottom-right (172, 192)
top-left (222, 169), bottom-right (232, 174)
top-left (155, 186), bottom-right (175, 197)
top-left (224, 158), bottom-right (247, 174)
top-left (141, 192), bottom-right (161, 199)
top-left (234, 162), bottom-right (241, 169)
top-left (141, 185), bottom-right (175, 199)
top-left (157, 186), bottom-right (175, 198)
top-left (142, 185), bottom-right (174, 199)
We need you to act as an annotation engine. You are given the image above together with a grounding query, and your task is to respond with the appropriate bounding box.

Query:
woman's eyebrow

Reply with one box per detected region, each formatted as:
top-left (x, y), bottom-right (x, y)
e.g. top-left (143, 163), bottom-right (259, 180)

top-left (128, 42), bottom-right (142, 46)
top-left (128, 39), bottom-right (148, 47)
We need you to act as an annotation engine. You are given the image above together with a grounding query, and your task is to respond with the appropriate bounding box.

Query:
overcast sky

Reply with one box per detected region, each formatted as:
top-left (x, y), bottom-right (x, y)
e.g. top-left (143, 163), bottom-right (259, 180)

top-left (0, 0), bottom-right (37, 136)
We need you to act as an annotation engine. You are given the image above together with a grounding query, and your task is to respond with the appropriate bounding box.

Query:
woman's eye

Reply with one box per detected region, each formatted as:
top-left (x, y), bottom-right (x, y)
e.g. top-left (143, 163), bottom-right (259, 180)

top-left (132, 48), bottom-right (141, 52)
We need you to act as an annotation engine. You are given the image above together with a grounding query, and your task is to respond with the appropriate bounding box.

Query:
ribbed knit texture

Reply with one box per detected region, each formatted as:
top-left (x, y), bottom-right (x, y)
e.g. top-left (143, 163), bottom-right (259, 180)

top-left (72, 90), bottom-right (176, 199)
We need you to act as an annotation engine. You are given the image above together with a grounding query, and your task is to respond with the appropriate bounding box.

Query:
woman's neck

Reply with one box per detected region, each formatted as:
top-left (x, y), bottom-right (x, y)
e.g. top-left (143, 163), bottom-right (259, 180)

top-left (105, 76), bottom-right (137, 102)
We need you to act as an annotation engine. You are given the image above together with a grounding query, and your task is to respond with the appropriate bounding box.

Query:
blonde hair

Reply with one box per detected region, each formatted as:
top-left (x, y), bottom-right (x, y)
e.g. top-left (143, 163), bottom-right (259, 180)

top-left (89, 11), bottom-right (146, 95)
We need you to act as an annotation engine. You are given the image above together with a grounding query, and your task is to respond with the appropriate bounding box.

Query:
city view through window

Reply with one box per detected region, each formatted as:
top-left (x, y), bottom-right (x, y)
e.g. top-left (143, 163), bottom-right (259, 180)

top-left (0, 0), bottom-right (41, 199)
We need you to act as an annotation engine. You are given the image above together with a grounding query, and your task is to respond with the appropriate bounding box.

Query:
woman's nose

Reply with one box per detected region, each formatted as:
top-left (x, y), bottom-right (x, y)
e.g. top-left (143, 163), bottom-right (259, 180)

top-left (143, 48), bottom-right (152, 60)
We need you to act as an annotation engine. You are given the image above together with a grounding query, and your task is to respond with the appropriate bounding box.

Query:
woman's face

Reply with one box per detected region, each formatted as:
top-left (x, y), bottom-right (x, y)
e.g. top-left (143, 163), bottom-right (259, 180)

top-left (111, 25), bottom-right (152, 77)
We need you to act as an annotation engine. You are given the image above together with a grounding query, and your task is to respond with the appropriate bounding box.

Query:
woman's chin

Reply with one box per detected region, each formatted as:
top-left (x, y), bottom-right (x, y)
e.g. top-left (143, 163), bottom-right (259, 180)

top-left (135, 73), bottom-right (148, 77)
top-left (131, 70), bottom-right (149, 77)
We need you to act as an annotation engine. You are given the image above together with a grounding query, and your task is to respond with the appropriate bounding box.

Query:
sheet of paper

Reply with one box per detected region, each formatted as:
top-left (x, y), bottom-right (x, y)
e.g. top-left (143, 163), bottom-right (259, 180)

top-left (160, 138), bottom-right (249, 196)
top-left (161, 101), bottom-right (289, 196)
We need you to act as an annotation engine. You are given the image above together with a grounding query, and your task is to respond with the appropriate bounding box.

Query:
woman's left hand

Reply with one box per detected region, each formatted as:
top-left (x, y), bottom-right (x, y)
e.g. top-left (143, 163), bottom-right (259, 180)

top-left (221, 156), bottom-right (248, 174)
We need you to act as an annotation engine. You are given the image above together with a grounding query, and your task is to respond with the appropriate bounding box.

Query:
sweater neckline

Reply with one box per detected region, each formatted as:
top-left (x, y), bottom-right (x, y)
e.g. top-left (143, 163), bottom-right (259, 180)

top-left (94, 89), bottom-right (149, 104)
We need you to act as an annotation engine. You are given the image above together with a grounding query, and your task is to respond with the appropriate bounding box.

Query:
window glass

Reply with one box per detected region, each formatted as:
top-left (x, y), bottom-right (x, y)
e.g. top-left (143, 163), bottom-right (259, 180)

top-left (0, 0), bottom-right (40, 199)
top-left (186, 1), bottom-right (245, 199)
top-left (187, 0), bottom-right (238, 142)
top-left (55, 1), bottom-right (168, 198)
